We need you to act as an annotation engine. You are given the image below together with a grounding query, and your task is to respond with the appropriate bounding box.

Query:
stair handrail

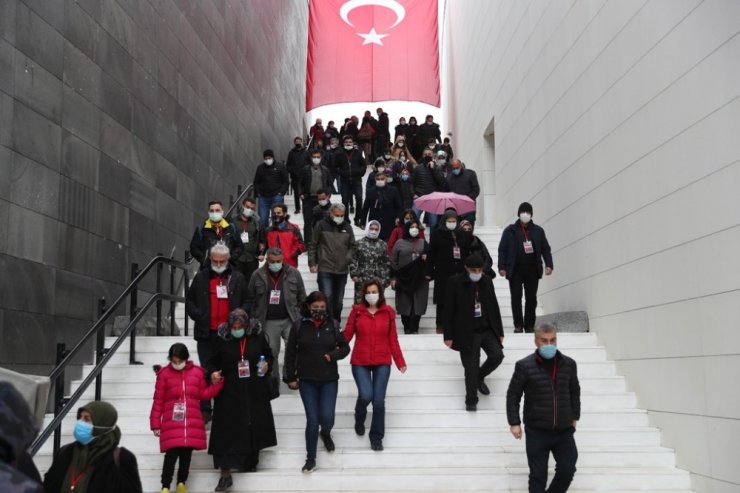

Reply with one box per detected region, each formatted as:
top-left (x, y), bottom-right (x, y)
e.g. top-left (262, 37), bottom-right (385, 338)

top-left (225, 183), bottom-right (254, 221)
top-left (30, 292), bottom-right (185, 457)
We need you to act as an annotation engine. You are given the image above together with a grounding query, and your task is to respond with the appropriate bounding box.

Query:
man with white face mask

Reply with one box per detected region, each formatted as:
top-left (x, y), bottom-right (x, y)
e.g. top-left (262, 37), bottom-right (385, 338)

top-left (443, 253), bottom-right (505, 412)
top-left (253, 149), bottom-right (290, 229)
top-left (497, 202), bottom-right (553, 333)
top-left (299, 150), bottom-right (333, 244)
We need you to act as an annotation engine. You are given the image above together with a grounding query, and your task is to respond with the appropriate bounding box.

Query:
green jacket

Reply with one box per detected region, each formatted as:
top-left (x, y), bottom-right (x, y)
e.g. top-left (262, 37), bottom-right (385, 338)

top-left (309, 217), bottom-right (357, 274)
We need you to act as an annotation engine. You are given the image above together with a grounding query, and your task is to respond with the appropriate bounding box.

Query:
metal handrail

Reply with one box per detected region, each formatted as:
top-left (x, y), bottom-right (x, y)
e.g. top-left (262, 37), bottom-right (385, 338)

top-left (30, 292), bottom-right (184, 456)
top-left (225, 183), bottom-right (254, 220)
top-left (47, 256), bottom-right (189, 384)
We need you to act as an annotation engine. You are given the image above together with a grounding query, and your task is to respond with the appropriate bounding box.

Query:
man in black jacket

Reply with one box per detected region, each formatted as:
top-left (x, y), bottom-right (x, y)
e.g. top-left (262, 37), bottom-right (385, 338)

top-left (299, 150), bottom-right (333, 243)
top-left (497, 202), bottom-right (553, 333)
top-left (412, 148), bottom-right (446, 233)
top-left (507, 324), bottom-right (580, 493)
top-left (285, 137), bottom-right (308, 213)
top-left (186, 243), bottom-right (249, 417)
top-left (189, 200), bottom-right (243, 267)
top-left (336, 135), bottom-right (367, 223)
top-left (443, 254), bottom-right (505, 412)
top-left (253, 149), bottom-right (290, 229)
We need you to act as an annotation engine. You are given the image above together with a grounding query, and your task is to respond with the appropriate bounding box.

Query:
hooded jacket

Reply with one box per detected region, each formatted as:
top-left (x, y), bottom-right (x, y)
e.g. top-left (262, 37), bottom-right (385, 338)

top-left (149, 361), bottom-right (224, 452)
top-left (350, 221), bottom-right (391, 287)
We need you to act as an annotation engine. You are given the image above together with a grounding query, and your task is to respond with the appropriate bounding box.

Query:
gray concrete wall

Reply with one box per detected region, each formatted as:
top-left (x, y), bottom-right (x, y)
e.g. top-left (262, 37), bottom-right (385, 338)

top-left (443, 1), bottom-right (740, 491)
top-left (0, 0), bottom-right (308, 372)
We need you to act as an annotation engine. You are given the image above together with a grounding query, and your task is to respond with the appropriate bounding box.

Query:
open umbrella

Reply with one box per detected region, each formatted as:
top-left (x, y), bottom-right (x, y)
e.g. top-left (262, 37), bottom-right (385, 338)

top-left (413, 192), bottom-right (476, 215)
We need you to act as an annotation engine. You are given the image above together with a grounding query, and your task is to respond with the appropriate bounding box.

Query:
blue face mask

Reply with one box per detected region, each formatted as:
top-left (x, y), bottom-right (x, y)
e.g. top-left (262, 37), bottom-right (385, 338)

top-left (268, 262), bottom-right (283, 273)
top-left (401, 175), bottom-right (410, 181)
top-left (231, 329), bottom-right (245, 339)
top-left (538, 345), bottom-right (557, 359)
top-left (452, 168), bottom-right (461, 176)
top-left (73, 420), bottom-right (94, 445)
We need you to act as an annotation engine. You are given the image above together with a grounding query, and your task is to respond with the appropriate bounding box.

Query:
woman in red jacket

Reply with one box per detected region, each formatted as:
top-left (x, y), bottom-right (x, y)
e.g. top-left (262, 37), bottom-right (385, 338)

top-left (344, 280), bottom-right (407, 451)
top-left (150, 343), bottom-right (224, 493)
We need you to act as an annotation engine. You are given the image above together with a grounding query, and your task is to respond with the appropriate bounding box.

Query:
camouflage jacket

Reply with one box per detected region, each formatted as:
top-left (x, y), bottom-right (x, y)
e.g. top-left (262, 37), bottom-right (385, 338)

top-left (0, 464), bottom-right (43, 493)
top-left (350, 237), bottom-right (391, 287)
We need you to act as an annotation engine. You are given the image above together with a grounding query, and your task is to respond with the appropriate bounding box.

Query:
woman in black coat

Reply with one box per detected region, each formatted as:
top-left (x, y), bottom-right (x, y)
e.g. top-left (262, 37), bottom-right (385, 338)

top-left (43, 401), bottom-right (142, 493)
top-left (427, 209), bottom-right (471, 333)
top-left (206, 309), bottom-right (277, 492)
top-left (359, 172), bottom-right (402, 241)
top-left (284, 291), bottom-right (350, 474)
top-left (461, 220), bottom-right (495, 277)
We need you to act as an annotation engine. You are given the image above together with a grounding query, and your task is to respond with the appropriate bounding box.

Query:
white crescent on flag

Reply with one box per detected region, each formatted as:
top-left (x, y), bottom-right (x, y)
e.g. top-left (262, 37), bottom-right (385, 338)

top-left (339, 0), bottom-right (407, 29)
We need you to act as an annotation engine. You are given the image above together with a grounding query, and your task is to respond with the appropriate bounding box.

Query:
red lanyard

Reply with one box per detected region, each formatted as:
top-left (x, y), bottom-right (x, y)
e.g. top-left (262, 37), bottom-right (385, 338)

top-left (269, 270), bottom-right (284, 290)
top-left (239, 338), bottom-right (247, 360)
top-left (69, 463), bottom-right (91, 491)
top-left (520, 225), bottom-right (530, 242)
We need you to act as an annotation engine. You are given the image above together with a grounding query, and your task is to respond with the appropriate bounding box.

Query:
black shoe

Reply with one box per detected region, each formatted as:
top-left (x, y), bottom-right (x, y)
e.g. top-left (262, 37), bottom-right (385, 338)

top-left (302, 459), bottom-right (316, 473)
top-left (354, 420), bottom-right (365, 436)
top-left (214, 476), bottom-right (232, 492)
top-left (320, 432), bottom-right (335, 452)
top-left (478, 379), bottom-right (490, 395)
top-left (201, 410), bottom-right (212, 425)
top-left (466, 404), bottom-right (477, 412)
top-left (514, 326), bottom-right (524, 333)
top-left (349, 206), bottom-right (355, 213)
top-left (371, 441), bottom-right (384, 451)
top-left (294, 209), bottom-right (301, 214)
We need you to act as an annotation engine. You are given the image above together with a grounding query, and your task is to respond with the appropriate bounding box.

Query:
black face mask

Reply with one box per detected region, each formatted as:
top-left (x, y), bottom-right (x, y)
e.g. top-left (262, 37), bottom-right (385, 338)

top-left (424, 156), bottom-right (433, 163)
top-left (295, 144), bottom-right (302, 149)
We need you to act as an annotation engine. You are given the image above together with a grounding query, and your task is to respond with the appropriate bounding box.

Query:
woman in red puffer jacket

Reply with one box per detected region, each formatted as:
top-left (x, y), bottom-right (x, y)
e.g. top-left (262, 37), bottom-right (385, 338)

top-left (344, 279), bottom-right (407, 452)
top-left (150, 343), bottom-right (224, 493)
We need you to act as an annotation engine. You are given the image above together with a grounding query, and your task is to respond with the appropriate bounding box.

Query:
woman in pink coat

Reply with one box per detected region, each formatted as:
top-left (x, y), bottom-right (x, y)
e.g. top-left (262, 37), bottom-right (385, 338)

top-left (150, 343), bottom-right (223, 493)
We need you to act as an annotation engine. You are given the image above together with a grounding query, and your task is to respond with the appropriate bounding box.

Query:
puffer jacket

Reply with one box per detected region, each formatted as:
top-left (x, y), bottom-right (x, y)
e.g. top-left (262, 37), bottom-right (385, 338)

top-left (284, 318), bottom-right (350, 382)
top-left (412, 161), bottom-right (445, 196)
top-left (308, 217), bottom-right (357, 274)
top-left (344, 304), bottom-right (405, 368)
top-left (149, 362), bottom-right (224, 452)
top-left (506, 351), bottom-right (581, 431)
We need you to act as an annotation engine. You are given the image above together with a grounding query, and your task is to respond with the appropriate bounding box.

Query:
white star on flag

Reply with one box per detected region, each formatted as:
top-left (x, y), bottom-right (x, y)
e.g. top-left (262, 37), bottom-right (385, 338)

top-left (357, 28), bottom-right (389, 46)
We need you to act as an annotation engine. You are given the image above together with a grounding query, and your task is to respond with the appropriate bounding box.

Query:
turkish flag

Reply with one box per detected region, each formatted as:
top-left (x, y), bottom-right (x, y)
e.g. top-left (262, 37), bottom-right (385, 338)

top-left (306, 0), bottom-right (440, 111)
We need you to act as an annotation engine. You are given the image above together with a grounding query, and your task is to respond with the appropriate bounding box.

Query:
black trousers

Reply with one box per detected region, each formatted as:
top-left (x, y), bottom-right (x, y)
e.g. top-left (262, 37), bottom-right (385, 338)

top-left (509, 264), bottom-right (540, 331)
top-left (525, 426), bottom-right (578, 493)
top-left (302, 195), bottom-right (319, 244)
top-left (400, 314), bottom-right (421, 334)
top-left (341, 181), bottom-right (363, 215)
top-left (196, 332), bottom-right (218, 412)
top-left (290, 173), bottom-right (301, 211)
top-left (161, 447), bottom-right (193, 487)
top-left (458, 330), bottom-right (504, 405)
top-left (235, 259), bottom-right (259, 286)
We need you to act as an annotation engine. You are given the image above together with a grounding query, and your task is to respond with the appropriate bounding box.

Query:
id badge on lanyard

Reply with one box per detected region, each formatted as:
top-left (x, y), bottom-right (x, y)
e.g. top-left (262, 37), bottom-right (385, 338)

top-left (216, 284), bottom-right (228, 299)
top-left (241, 232), bottom-right (249, 244)
top-left (452, 246), bottom-right (461, 259)
top-left (269, 289), bottom-right (281, 305)
top-left (523, 240), bottom-right (534, 254)
top-left (238, 359), bottom-right (250, 378)
top-left (172, 401), bottom-right (186, 421)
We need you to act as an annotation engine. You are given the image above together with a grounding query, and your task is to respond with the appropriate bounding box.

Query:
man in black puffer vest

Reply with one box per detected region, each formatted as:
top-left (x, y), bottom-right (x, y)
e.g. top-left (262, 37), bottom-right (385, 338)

top-left (507, 324), bottom-right (580, 493)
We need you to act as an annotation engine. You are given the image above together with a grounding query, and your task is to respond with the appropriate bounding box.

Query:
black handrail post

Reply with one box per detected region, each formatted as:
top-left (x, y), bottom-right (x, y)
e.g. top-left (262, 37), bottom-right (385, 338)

top-left (156, 253), bottom-right (163, 335)
top-left (184, 266), bottom-right (190, 337)
top-left (53, 343), bottom-right (67, 456)
top-left (129, 263), bottom-right (143, 365)
top-left (169, 262), bottom-right (176, 336)
top-left (94, 298), bottom-right (106, 401)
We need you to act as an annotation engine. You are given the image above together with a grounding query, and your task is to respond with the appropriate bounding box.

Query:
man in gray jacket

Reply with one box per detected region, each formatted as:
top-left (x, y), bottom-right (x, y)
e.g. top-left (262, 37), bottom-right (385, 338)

top-left (308, 203), bottom-right (357, 321)
top-left (246, 247), bottom-right (306, 383)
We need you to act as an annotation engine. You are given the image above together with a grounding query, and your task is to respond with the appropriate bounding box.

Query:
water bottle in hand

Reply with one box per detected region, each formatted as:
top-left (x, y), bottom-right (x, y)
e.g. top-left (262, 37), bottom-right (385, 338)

top-left (257, 355), bottom-right (267, 377)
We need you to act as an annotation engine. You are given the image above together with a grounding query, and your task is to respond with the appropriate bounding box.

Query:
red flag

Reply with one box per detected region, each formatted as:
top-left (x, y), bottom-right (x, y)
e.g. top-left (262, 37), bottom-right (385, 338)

top-left (306, 0), bottom-right (440, 111)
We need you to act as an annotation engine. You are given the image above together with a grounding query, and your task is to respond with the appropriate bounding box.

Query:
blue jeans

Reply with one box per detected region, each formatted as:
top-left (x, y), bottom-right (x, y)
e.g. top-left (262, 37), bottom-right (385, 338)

top-left (258, 194), bottom-right (283, 229)
top-left (317, 271), bottom-right (347, 322)
top-left (298, 379), bottom-right (339, 460)
top-left (352, 365), bottom-right (391, 443)
top-left (525, 426), bottom-right (578, 493)
top-left (412, 204), bottom-right (438, 235)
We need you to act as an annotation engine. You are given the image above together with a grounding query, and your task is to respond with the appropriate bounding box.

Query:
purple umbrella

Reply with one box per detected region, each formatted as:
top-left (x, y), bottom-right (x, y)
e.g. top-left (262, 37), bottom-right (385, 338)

top-left (414, 192), bottom-right (477, 215)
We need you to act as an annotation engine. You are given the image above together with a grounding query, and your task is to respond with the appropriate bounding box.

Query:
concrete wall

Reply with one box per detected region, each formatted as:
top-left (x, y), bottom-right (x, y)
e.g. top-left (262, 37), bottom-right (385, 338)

top-left (443, 1), bottom-right (740, 491)
top-left (0, 0), bottom-right (308, 372)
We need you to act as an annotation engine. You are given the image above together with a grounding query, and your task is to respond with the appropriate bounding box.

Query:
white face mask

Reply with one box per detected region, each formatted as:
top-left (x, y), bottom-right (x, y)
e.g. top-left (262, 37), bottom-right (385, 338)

top-left (264, 158), bottom-right (274, 166)
top-left (436, 159), bottom-right (446, 166)
top-left (209, 212), bottom-right (223, 223)
top-left (377, 166), bottom-right (386, 173)
top-left (446, 221), bottom-right (457, 231)
top-left (398, 142), bottom-right (405, 147)
top-left (332, 215), bottom-right (344, 225)
top-left (468, 272), bottom-right (482, 282)
top-left (211, 264), bottom-right (227, 275)
top-left (312, 157), bottom-right (322, 165)
top-left (318, 199), bottom-right (329, 206)
top-left (409, 227), bottom-right (419, 237)
top-left (242, 208), bottom-right (254, 218)
top-left (367, 229), bottom-right (379, 239)
top-left (384, 154), bottom-right (391, 160)
top-left (519, 212), bottom-right (532, 224)
top-left (400, 157), bottom-right (407, 163)
top-left (344, 145), bottom-right (354, 151)
top-left (172, 361), bottom-right (186, 371)
top-left (428, 144), bottom-right (435, 149)
top-left (365, 293), bottom-right (380, 305)
top-left (375, 180), bottom-right (386, 188)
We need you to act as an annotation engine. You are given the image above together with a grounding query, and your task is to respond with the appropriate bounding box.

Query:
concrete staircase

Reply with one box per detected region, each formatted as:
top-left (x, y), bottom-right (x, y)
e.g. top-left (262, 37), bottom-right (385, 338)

top-left (36, 193), bottom-right (693, 492)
